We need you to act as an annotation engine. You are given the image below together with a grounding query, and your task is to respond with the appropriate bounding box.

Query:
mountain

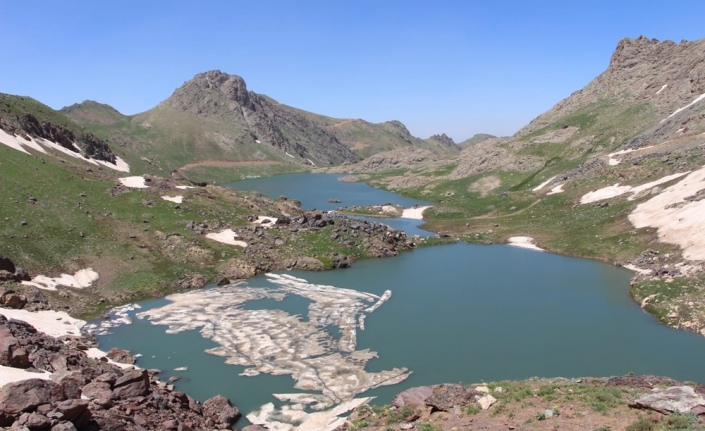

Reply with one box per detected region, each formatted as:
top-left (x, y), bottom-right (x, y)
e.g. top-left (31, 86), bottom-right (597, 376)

top-left (61, 71), bottom-right (457, 178)
top-left (458, 133), bottom-right (495, 148)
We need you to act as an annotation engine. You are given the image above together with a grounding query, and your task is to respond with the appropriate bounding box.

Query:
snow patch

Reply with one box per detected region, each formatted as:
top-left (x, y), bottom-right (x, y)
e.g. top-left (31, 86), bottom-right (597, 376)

top-left (161, 195), bottom-right (183, 203)
top-left (656, 84), bottom-right (668, 95)
top-left (206, 229), bottom-right (248, 247)
top-left (0, 365), bottom-right (52, 388)
top-left (0, 309), bottom-right (85, 337)
top-left (401, 206), bottom-right (431, 220)
top-left (507, 236), bottom-right (543, 252)
top-left (532, 176), bottom-right (557, 192)
top-left (119, 176), bottom-right (148, 188)
top-left (580, 172), bottom-right (690, 204)
top-left (22, 268), bottom-right (100, 291)
top-left (547, 183), bottom-right (565, 195)
top-left (661, 93), bottom-right (705, 123)
top-left (629, 165), bottom-right (705, 260)
top-left (175, 185), bottom-right (195, 190)
top-left (0, 129), bottom-right (131, 172)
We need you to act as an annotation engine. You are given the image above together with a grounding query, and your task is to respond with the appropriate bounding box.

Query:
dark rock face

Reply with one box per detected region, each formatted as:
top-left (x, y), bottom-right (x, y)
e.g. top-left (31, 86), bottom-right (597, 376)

top-left (425, 384), bottom-right (481, 411)
top-left (0, 310), bottom-right (242, 430)
top-left (0, 255), bottom-right (16, 274)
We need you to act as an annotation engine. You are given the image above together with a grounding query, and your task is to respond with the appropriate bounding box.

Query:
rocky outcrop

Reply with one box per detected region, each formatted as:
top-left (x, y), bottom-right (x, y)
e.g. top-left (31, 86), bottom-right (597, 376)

top-left (0, 96), bottom-right (118, 165)
top-left (0, 312), bottom-right (241, 430)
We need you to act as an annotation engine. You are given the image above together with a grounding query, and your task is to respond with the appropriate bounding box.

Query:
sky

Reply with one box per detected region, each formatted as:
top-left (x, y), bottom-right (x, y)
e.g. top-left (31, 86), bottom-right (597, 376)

top-left (1, 1), bottom-right (704, 142)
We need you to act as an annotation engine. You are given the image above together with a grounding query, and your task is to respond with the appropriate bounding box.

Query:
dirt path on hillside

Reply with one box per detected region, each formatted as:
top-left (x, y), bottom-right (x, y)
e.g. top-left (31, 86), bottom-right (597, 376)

top-left (471, 198), bottom-right (543, 219)
top-left (177, 159), bottom-right (283, 171)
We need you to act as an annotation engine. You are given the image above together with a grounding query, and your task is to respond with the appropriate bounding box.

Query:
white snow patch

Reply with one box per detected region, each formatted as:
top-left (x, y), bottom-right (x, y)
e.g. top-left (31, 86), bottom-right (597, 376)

top-left (95, 156), bottom-right (130, 172)
top-left (253, 216), bottom-right (278, 226)
top-left (0, 129), bottom-right (47, 154)
top-left (0, 309), bottom-right (85, 337)
top-left (623, 264), bottom-right (652, 275)
top-left (161, 195), bottom-right (183, 203)
top-left (175, 185), bottom-right (195, 190)
top-left (507, 236), bottom-right (543, 252)
top-left (85, 348), bottom-right (139, 370)
top-left (119, 176), bottom-right (148, 188)
top-left (580, 172), bottom-right (690, 204)
top-left (532, 176), bottom-right (557, 192)
top-left (174, 366), bottom-right (188, 371)
top-left (656, 84), bottom-right (668, 95)
top-left (401, 206), bottom-right (431, 220)
top-left (206, 229), bottom-right (248, 247)
top-left (0, 130), bottom-right (130, 172)
top-left (307, 158), bottom-right (316, 166)
top-left (285, 152), bottom-right (295, 158)
top-left (629, 165), bottom-right (705, 260)
top-left (607, 146), bottom-right (655, 166)
top-left (255, 139), bottom-right (261, 143)
top-left (661, 93), bottom-right (705, 123)
top-left (0, 365), bottom-right (52, 388)
top-left (547, 183), bottom-right (565, 195)
top-left (22, 268), bottom-right (100, 291)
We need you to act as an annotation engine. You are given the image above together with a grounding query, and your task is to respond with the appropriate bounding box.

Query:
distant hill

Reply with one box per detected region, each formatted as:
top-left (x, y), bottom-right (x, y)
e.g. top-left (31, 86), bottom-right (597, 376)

top-left (61, 71), bottom-right (457, 175)
top-left (458, 133), bottom-right (495, 148)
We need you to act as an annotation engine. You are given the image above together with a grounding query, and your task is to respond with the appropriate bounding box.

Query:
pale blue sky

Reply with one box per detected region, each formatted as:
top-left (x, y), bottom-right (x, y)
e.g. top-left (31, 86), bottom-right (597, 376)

top-left (1, 1), bottom-right (704, 141)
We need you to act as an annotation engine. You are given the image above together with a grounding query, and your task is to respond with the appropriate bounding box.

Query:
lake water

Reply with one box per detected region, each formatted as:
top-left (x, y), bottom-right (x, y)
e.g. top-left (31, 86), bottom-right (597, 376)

top-left (94, 173), bottom-right (705, 426)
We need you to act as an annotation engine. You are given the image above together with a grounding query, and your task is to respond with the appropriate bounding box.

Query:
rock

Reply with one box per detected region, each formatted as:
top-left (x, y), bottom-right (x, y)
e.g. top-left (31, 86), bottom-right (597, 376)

top-left (26, 411), bottom-right (51, 430)
top-left (54, 399), bottom-right (88, 422)
top-left (217, 277), bottom-right (231, 286)
top-left (112, 369), bottom-right (149, 399)
top-left (478, 394), bottom-right (497, 410)
top-left (161, 419), bottom-right (179, 430)
top-left (0, 327), bottom-right (20, 366)
top-left (11, 347), bottom-right (31, 368)
top-left (425, 384), bottom-right (479, 411)
top-left (242, 425), bottom-right (268, 431)
top-left (0, 255), bottom-right (16, 273)
top-left (544, 408), bottom-right (554, 418)
top-left (50, 422), bottom-right (77, 431)
top-left (105, 347), bottom-right (135, 364)
top-left (3, 293), bottom-right (27, 309)
top-left (79, 381), bottom-right (112, 402)
top-left (392, 386), bottom-right (433, 408)
top-left (0, 379), bottom-right (65, 415)
top-left (203, 395), bottom-right (240, 426)
top-left (630, 386), bottom-right (705, 414)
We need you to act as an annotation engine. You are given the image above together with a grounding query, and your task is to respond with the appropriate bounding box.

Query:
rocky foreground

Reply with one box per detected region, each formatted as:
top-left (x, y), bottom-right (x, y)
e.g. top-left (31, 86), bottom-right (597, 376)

top-left (0, 311), bottom-right (243, 430)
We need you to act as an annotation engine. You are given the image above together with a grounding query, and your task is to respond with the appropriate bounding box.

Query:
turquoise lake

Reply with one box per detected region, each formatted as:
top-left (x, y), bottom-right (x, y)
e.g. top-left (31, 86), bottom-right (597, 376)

top-left (94, 173), bottom-right (705, 423)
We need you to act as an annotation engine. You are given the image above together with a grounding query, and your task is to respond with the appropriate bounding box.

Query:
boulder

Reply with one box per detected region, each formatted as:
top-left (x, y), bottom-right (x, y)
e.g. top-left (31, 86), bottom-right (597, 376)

top-left (630, 386), bottom-right (705, 414)
top-left (112, 369), bottom-right (149, 399)
top-left (0, 379), bottom-right (65, 415)
top-left (3, 293), bottom-right (27, 309)
top-left (0, 255), bottom-right (16, 274)
top-left (392, 386), bottom-right (433, 408)
top-left (425, 384), bottom-right (480, 411)
top-left (0, 327), bottom-right (20, 366)
top-left (80, 381), bottom-right (112, 402)
top-left (105, 347), bottom-right (135, 365)
top-left (478, 394), bottom-right (497, 410)
top-left (26, 411), bottom-right (51, 430)
top-left (203, 394), bottom-right (240, 426)
top-left (50, 422), bottom-right (78, 431)
top-left (54, 399), bottom-right (89, 422)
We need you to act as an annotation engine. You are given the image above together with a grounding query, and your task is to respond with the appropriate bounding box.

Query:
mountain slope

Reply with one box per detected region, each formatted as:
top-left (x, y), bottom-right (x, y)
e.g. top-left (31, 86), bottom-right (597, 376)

top-left (62, 71), bottom-right (457, 178)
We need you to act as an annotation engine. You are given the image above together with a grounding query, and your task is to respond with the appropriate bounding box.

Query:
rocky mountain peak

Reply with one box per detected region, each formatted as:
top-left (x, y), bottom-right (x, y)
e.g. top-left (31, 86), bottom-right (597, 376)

top-left (164, 70), bottom-right (255, 114)
top-left (428, 133), bottom-right (456, 147)
top-left (516, 36), bottom-right (705, 137)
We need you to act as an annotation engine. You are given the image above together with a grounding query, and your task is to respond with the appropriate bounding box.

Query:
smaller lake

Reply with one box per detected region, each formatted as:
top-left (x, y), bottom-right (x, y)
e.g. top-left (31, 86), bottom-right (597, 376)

top-left (229, 173), bottom-right (430, 212)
